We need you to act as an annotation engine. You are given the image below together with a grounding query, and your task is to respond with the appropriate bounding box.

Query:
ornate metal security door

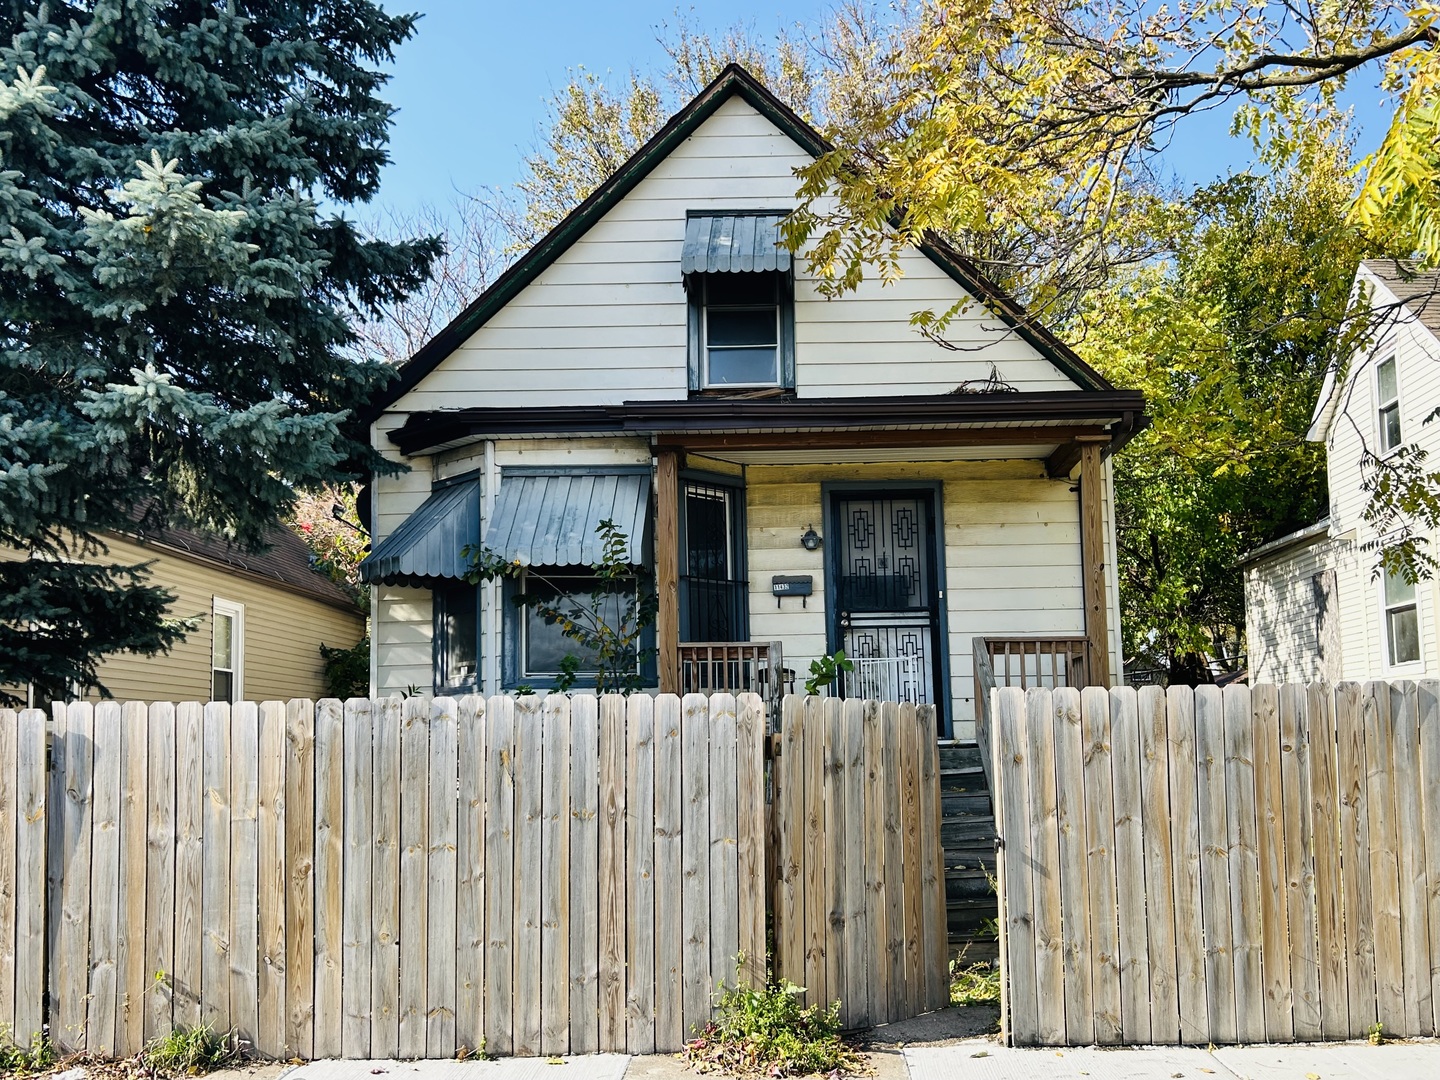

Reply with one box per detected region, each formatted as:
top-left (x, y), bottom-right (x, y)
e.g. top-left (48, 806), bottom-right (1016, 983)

top-left (830, 491), bottom-right (943, 717)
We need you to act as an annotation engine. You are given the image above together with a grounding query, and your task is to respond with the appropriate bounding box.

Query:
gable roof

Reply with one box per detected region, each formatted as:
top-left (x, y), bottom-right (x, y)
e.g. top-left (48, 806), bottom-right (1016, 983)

top-left (130, 520), bottom-right (361, 611)
top-left (1363, 258), bottom-right (1440, 338)
top-left (1308, 259), bottom-right (1440, 442)
top-left (366, 64), bottom-right (1113, 421)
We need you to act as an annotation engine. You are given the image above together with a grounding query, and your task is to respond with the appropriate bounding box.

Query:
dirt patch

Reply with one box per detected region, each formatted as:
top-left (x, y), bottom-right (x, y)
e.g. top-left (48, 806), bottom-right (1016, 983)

top-left (857, 1006), bottom-right (1001, 1048)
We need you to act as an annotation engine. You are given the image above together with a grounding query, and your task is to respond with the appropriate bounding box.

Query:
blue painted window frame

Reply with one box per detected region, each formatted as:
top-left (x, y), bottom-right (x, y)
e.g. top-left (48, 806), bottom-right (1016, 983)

top-left (432, 578), bottom-right (482, 695)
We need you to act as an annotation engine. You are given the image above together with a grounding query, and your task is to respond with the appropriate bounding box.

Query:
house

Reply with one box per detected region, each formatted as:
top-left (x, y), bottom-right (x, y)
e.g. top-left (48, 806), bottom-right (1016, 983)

top-left (1244, 259), bottom-right (1440, 683)
top-left (360, 65), bottom-right (1144, 739)
top-left (2, 521), bottom-right (366, 705)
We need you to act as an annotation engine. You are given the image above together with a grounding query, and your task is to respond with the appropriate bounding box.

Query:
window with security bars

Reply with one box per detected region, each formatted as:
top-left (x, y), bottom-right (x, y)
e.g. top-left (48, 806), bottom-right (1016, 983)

top-left (680, 480), bottom-right (748, 642)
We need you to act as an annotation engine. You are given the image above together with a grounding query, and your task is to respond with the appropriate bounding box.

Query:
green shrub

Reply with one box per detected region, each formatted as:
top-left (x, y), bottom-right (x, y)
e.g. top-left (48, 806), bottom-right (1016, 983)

top-left (949, 961), bottom-right (1001, 1007)
top-left (320, 636), bottom-right (370, 700)
top-left (683, 978), bottom-right (868, 1077)
top-left (0, 1032), bottom-right (55, 1076)
top-left (141, 1024), bottom-right (241, 1076)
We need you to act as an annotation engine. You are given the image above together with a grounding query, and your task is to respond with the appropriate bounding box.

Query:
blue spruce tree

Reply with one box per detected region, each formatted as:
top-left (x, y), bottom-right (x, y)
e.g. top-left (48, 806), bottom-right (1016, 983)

top-left (0, 2), bottom-right (439, 701)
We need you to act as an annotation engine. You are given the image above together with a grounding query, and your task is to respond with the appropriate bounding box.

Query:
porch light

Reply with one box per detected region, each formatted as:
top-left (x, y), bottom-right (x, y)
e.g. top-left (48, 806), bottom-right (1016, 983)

top-left (800, 525), bottom-right (823, 551)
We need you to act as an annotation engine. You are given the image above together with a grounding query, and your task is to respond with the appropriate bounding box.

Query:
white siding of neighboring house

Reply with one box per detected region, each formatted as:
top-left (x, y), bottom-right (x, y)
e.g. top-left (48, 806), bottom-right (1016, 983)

top-left (1318, 267), bottom-right (1440, 679)
top-left (1244, 535), bottom-right (1341, 684)
top-left (384, 95), bottom-right (1083, 416)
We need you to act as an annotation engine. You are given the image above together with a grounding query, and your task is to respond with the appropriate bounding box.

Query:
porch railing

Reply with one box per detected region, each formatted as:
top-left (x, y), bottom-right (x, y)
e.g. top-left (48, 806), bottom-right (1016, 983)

top-left (679, 640), bottom-right (787, 727)
top-left (973, 635), bottom-right (1089, 789)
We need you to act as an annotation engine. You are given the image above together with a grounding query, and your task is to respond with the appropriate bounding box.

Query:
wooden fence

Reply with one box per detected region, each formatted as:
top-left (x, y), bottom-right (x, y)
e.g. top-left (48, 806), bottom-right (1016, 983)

top-left (773, 697), bottom-right (949, 1029)
top-left (990, 682), bottom-right (1440, 1047)
top-left (1, 690), bottom-right (948, 1059)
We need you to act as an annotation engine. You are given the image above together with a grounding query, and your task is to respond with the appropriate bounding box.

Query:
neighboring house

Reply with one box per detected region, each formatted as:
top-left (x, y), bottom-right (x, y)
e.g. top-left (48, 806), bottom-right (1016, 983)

top-left (3, 523), bottom-right (366, 705)
top-left (360, 66), bottom-right (1144, 739)
top-left (1245, 259), bottom-right (1440, 683)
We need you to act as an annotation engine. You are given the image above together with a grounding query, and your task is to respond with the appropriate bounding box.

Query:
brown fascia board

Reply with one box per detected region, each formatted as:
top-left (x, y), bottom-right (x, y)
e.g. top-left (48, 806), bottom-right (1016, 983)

top-left (389, 391), bottom-right (1147, 456)
top-left (363, 64), bottom-right (1117, 424)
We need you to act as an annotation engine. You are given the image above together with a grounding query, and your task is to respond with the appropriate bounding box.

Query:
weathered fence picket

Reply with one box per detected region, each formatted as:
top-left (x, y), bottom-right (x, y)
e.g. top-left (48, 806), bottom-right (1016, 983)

top-left (771, 698), bottom-right (949, 1030)
top-left (992, 680), bottom-right (1440, 1047)
top-left (2, 691), bottom-right (943, 1059)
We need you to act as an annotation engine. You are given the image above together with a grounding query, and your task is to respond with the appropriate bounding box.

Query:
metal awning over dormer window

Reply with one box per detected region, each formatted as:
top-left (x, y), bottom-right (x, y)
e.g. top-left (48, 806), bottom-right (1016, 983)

top-left (681, 211), bottom-right (792, 275)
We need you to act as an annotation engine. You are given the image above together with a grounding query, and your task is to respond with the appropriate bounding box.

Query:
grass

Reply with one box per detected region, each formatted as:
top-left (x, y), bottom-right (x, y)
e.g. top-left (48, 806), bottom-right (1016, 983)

top-left (0, 1032), bottom-right (55, 1077)
top-left (949, 961), bottom-right (1001, 1008)
top-left (140, 1025), bottom-right (242, 1076)
top-left (683, 978), bottom-right (870, 1077)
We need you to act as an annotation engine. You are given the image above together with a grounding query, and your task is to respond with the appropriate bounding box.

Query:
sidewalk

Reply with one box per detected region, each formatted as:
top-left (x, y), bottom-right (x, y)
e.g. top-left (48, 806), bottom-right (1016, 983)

top-left (907, 1039), bottom-right (1440, 1079)
top-left (222, 1021), bottom-right (1440, 1080)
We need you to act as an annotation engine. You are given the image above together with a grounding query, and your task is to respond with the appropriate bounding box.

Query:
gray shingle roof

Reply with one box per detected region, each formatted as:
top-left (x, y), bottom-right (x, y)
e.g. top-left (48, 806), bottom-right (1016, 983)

top-left (1364, 259), bottom-right (1440, 338)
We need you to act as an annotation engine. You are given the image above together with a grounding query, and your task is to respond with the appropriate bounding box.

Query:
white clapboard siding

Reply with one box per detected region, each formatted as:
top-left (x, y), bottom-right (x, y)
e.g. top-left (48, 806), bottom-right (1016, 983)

top-left (390, 94), bottom-right (1082, 414)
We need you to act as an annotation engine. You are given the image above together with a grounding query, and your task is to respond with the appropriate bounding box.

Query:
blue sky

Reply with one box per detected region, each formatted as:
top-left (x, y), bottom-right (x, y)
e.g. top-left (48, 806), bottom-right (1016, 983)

top-left (373, 1), bottom-right (1395, 218)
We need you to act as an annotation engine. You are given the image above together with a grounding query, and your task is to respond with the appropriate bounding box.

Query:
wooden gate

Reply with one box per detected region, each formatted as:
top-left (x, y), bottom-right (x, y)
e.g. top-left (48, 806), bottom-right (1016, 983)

top-left (772, 697), bottom-right (950, 1029)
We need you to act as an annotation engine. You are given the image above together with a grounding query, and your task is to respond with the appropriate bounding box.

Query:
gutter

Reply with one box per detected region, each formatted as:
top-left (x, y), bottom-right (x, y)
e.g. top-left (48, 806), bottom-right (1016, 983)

top-left (1236, 519), bottom-right (1332, 569)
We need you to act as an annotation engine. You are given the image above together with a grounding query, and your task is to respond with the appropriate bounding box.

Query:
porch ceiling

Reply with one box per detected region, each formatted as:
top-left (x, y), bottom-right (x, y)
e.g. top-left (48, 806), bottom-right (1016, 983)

top-left (692, 443), bottom-right (1062, 465)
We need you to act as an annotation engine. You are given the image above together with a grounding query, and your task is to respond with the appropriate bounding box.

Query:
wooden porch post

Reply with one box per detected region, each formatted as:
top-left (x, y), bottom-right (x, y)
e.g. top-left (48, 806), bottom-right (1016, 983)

top-left (655, 447), bottom-right (680, 694)
top-left (1079, 438), bottom-right (1112, 687)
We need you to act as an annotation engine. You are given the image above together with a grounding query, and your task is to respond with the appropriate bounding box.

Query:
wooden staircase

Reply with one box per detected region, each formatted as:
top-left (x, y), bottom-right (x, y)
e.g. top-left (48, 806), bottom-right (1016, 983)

top-left (939, 742), bottom-right (998, 962)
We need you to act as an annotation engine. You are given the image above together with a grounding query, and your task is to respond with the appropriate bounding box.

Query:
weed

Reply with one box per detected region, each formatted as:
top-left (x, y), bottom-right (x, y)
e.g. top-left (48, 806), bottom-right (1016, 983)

top-left (0, 1031), bottom-right (55, 1076)
top-left (683, 977), bottom-right (869, 1077)
top-left (949, 961), bottom-right (1001, 1008)
top-left (141, 1024), bottom-right (242, 1076)
top-left (1368, 1021), bottom-right (1385, 1045)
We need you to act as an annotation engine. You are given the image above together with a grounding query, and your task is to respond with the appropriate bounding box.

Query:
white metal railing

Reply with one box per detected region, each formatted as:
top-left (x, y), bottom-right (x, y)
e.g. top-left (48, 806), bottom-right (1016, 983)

top-left (853, 654), bottom-right (923, 704)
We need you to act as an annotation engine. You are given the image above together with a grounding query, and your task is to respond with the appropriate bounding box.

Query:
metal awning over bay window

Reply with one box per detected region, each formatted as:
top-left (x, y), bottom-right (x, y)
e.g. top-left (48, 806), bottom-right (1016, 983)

top-left (483, 468), bottom-right (651, 566)
top-left (359, 477), bottom-right (481, 587)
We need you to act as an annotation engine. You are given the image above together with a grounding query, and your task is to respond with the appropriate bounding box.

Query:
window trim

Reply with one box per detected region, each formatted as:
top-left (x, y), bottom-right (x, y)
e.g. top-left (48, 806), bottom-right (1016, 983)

top-left (502, 568), bottom-right (657, 691)
top-left (211, 597), bottom-right (244, 703)
top-left (686, 272), bottom-right (795, 392)
top-left (1380, 565), bottom-right (1422, 669)
top-left (433, 580), bottom-right (482, 695)
top-left (1376, 354), bottom-right (1403, 456)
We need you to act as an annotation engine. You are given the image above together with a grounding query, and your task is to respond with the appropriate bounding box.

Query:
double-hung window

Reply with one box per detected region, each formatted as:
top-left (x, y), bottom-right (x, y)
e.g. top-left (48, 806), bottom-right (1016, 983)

top-left (1377, 355), bottom-right (1402, 453)
top-left (697, 274), bottom-right (788, 388)
top-left (211, 598), bottom-right (244, 703)
top-left (1384, 564), bottom-right (1420, 665)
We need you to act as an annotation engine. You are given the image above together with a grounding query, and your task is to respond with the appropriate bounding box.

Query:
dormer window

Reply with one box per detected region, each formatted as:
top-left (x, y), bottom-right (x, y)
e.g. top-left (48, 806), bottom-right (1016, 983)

top-left (683, 211), bottom-right (795, 393)
top-left (1377, 355), bottom-right (1402, 453)
top-left (699, 273), bottom-right (785, 387)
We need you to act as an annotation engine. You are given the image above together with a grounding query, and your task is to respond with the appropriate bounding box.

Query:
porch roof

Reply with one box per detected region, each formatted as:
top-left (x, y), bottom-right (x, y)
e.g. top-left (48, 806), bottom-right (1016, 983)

top-left (387, 390), bottom-right (1147, 457)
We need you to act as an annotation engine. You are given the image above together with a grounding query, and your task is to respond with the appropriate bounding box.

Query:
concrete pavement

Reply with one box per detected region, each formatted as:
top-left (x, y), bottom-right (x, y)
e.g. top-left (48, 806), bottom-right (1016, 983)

top-left (198, 1017), bottom-right (1440, 1080)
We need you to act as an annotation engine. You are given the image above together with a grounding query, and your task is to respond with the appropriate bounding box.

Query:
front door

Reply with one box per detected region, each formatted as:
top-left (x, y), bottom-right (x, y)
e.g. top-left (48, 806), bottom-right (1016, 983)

top-left (829, 489), bottom-right (946, 726)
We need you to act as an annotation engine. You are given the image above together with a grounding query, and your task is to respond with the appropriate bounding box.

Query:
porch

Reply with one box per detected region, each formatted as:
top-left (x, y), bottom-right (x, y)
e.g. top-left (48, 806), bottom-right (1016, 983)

top-left (644, 415), bottom-right (1126, 741)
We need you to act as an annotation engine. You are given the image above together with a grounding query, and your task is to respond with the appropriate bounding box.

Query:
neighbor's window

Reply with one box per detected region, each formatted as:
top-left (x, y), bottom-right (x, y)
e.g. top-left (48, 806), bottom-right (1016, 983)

top-left (212, 598), bottom-right (244, 703)
top-left (692, 273), bottom-right (793, 389)
top-left (519, 571), bottom-right (630, 679)
top-left (433, 581), bottom-right (480, 693)
top-left (1384, 565), bottom-right (1420, 665)
top-left (1377, 356), bottom-right (1402, 453)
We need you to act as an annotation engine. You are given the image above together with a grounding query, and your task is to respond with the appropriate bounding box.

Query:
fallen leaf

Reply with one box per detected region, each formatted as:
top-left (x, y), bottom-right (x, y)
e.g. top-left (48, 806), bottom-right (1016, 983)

top-left (970, 1051), bottom-right (989, 1059)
